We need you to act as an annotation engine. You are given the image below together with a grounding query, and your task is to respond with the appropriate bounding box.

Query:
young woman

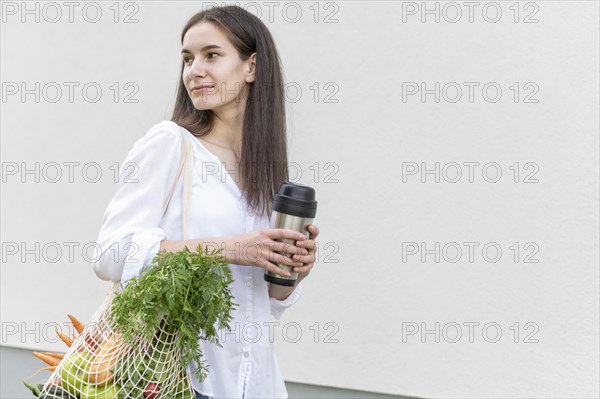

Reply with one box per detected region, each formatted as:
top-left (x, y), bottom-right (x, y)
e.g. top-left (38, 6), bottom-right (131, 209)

top-left (94, 5), bottom-right (320, 399)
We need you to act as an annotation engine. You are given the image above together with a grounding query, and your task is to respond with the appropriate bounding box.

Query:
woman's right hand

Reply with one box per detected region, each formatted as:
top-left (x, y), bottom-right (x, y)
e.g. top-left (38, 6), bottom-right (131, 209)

top-left (226, 229), bottom-right (309, 277)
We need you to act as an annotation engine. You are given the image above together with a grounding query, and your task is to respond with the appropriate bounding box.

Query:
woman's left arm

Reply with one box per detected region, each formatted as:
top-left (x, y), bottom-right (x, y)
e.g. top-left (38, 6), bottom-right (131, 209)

top-left (269, 224), bottom-right (320, 300)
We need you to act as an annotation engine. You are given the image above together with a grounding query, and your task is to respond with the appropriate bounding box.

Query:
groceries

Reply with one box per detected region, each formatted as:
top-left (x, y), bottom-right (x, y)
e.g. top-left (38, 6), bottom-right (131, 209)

top-left (22, 245), bottom-right (235, 399)
top-left (23, 313), bottom-right (195, 399)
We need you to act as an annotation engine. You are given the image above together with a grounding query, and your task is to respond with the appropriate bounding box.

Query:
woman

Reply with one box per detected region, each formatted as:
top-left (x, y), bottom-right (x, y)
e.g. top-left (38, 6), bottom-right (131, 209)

top-left (94, 5), bottom-right (320, 399)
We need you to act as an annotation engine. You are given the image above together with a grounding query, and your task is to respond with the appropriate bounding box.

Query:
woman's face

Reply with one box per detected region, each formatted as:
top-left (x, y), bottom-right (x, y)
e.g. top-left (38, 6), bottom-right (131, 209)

top-left (181, 22), bottom-right (255, 115)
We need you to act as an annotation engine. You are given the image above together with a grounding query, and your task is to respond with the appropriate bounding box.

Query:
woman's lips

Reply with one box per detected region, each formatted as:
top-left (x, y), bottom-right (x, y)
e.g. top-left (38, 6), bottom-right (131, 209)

top-left (192, 86), bottom-right (215, 93)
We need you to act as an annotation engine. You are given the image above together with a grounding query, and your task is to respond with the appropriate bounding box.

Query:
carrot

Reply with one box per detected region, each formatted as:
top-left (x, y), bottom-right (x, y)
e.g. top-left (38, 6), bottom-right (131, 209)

top-left (42, 365), bottom-right (57, 372)
top-left (55, 328), bottom-right (74, 347)
top-left (86, 335), bottom-right (100, 351)
top-left (76, 334), bottom-right (100, 353)
top-left (32, 352), bottom-right (60, 366)
top-left (67, 314), bottom-right (84, 334)
top-left (43, 352), bottom-right (65, 360)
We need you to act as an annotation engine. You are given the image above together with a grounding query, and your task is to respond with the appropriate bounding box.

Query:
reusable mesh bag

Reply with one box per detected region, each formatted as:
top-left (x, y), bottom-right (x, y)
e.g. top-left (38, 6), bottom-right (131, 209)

top-left (29, 128), bottom-right (223, 399)
top-left (37, 283), bottom-right (195, 399)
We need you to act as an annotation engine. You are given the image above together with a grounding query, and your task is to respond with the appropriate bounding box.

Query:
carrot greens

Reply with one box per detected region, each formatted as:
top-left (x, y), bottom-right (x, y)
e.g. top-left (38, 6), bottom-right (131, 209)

top-left (109, 244), bottom-right (237, 382)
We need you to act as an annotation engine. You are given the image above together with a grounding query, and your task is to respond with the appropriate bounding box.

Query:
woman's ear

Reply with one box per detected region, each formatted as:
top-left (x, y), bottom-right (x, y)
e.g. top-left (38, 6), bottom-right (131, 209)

top-left (246, 53), bottom-right (256, 83)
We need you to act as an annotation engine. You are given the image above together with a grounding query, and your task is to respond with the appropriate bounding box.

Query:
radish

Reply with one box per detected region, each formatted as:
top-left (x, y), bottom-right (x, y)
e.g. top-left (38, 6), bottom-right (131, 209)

top-left (144, 382), bottom-right (159, 399)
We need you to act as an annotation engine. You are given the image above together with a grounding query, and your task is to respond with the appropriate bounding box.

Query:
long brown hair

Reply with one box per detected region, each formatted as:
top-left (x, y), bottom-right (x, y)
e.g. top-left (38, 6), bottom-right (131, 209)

top-left (171, 5), bottom-right (288, 219)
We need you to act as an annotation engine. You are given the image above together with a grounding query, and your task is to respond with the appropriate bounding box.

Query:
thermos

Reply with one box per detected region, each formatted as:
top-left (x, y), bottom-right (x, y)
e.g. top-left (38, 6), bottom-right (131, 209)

top-left (264, 182), bottom-right (317, 286)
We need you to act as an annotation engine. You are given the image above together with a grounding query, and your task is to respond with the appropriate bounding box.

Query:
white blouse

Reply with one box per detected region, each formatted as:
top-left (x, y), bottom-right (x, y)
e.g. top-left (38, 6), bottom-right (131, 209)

top-left (93, 120), bottom-right (303, 399)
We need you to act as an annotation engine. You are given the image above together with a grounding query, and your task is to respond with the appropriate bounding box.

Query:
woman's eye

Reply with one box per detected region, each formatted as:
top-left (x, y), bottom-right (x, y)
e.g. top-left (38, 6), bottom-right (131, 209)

top-left (182, 53), bottom-right (217, 64)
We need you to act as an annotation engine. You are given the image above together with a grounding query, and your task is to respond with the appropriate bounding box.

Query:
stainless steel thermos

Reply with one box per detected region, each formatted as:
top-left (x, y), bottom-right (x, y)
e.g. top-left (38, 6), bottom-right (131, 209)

top-left (264, 182), bottom-right (318, 286)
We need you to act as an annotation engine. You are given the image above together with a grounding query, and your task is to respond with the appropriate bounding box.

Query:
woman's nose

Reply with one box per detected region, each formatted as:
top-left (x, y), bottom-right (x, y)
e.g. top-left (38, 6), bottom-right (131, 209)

top-left (188, 59), bottom-right (207, 78)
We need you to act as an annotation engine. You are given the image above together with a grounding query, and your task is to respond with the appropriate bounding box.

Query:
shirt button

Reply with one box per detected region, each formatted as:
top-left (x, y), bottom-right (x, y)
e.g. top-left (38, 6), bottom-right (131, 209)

top-left (243, 351), bottom-right (249, 358)
top-left (246, 280), bottom-right (252, 287)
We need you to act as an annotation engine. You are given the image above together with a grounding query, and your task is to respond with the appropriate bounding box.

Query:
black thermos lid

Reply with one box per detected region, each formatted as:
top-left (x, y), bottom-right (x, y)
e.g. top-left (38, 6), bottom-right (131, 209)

top-left (272, 182), bottom-right (317, 218)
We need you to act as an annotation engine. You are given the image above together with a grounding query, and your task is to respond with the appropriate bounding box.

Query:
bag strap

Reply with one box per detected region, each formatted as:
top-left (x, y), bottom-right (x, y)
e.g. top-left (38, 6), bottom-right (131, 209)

top-left (162, 135), bottom-right (187, 214)
top-left (182, 134), bottom-right (193, 241)
top-left (162, 131), bottom-right (193, 240)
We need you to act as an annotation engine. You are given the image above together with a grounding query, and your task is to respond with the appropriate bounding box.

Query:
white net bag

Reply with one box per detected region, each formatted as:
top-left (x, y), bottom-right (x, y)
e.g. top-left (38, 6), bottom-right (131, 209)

top-left (34, 240), bottom-right (236, 399)
top-left (37, 283), bottom-right (195, 399)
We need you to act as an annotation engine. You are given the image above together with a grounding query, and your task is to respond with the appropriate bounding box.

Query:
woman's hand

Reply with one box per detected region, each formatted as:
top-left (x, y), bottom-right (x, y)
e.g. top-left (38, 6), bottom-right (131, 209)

top-left (226, 229), bottom-right (309, 277)
top-left (289, 224), bottom-right (320, 278)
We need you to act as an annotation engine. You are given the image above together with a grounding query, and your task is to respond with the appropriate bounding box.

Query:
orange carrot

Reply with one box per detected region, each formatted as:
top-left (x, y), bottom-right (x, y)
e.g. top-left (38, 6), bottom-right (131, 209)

top-left (43, 352), bottom-right (65, 360)
top-left (32, 352), bottom-right (60, 366)
top-left (77, 335), bottom-right (100, 353)
top-left (42, 366), bottom-right (57, 372)
top-left (87, 336), bottom-right (100, 351)
top-left (55, 328), bottom-right (74, 347)
top-left (67, 314), bottom-right (84, 334)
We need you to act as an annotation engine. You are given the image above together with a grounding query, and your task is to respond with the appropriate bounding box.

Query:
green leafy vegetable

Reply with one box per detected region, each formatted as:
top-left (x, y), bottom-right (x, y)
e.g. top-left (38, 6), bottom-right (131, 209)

top-left (110, 244), bottom-right (237, 382)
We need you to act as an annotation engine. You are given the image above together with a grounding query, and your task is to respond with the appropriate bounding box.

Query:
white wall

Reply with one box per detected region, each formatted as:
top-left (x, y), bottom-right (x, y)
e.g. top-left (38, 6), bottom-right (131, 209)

top-left (1, 1), bottom-right (598, 398)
